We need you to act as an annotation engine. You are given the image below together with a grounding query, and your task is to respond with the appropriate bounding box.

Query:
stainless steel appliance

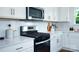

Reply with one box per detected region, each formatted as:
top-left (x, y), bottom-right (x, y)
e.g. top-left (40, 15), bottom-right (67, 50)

top-left (20, 26), bottom-right (50, 52)
top-left (26, 7), bottom-right (44, 20)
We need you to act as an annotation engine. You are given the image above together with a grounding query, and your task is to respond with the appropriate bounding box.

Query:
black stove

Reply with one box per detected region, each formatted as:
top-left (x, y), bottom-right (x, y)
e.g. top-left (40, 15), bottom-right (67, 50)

top-left (21, 30), bottom-right (50, 42)
top-left (20, 26), bottom-right (50, 52)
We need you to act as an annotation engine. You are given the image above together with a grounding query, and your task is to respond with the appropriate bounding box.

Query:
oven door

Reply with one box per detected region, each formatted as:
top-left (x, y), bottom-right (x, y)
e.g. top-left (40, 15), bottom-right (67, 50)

top-left (34, 39), bottom-right (50, 52)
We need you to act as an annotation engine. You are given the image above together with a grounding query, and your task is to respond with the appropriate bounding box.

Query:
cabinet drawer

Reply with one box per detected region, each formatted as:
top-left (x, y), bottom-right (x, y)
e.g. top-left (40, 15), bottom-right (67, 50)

top-left (22, 47), bottom-right (34, 52)
top-left (0, 41), bottom-right (33, 52)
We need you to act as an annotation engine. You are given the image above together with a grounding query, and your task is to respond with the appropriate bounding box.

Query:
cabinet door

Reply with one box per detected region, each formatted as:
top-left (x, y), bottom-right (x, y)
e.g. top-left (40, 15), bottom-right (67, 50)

top-left (51, 33), bottom-right (63, 52)
top-left (44, 7), bottom-right (58, 21)
top-left (69, 7), bottom-right (75, 24)
top-left (44, 7), bottom-right (52, 21)
top-left (13, 7), bottom-right (26, 19)
top-left (0, 7), bottom-right (12, 18)
top-left (62, 32), bottom-right (69, 48)
top-left (63, 32), bottom-right (79, 51)
top-left (56, 35), bottom-right (62, 51)
top-left (0, 7), bottom-right (26, 19)
top-left (50, 35), bottom-right (58, 52)
top-left (58, 7), bottom-right (69, 21)
top-left (68, 33), bottom-right (79, 50)
top-left (22, 47), bottom-right (34, 52)
top-left (0, 40), bottom-right (33, 52)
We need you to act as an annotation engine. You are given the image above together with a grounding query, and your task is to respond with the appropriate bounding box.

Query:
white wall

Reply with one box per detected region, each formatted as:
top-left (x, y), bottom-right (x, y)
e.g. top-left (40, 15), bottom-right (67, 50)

top-left (0, 19), bottom-right (69, 39)
top-left (0, 20), bottom-right (49, 38)
top-left (0, 20), bottom-right (14, 37)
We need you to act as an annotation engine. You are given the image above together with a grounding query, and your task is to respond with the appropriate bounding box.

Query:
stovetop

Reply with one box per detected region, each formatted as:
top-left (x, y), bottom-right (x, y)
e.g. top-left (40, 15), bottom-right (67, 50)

top-left (21, 31), bottom-right (50, 42)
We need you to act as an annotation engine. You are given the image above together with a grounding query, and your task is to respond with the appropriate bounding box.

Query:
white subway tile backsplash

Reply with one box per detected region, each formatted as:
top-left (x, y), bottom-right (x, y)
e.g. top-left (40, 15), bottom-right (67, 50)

top-left (0, 20), bottom-right (48, 38)
top-left (0, 19), bottom-right (69, 38)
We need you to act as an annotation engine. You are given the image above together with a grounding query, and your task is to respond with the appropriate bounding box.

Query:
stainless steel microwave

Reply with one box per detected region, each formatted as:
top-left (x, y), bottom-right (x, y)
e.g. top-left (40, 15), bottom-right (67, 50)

top-left (26, 7), bottom-right (44, 20)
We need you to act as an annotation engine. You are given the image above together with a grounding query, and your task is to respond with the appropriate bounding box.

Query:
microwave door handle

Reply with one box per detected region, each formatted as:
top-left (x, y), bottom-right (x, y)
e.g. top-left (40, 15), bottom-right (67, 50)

top-left (42, 10), bottom-right (44, 19)
top-left (28, 7), bottom-right (29, 19)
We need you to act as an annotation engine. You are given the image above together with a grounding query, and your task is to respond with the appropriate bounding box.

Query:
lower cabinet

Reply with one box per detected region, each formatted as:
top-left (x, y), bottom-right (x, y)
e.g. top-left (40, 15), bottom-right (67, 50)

top-left (22, 47), bottom-right (33, 52)
top-left (0, 40), bottom-right (34, 52)
top-left (63, 32), bottom-right (79, 51)
top-left (62, 32), bottom-right (70, 49)
top-left (56, 35), bottom-right (62, 51)
top-left (50, 35), bottom-right (58, 52)
top-left (50, 33), bottom-right (63, 52)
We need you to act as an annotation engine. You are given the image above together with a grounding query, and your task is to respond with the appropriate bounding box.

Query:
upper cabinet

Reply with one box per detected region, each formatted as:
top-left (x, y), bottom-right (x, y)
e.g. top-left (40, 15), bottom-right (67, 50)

top-left (0, 7), bottom-right (74, 22)
top-left (12, 7), bottom-right (26, 19)
top-left (0, 7), bottom-right (26, 19)
top-left (43, 7), bottom-right (69, 22)
top-left (58, 7), bottom-right (69, 22)
top-left (44, 7), bottom-right (58, 21)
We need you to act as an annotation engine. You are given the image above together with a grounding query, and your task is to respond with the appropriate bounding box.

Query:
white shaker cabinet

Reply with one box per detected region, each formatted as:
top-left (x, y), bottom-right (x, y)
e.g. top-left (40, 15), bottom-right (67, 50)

top-left (0, 7), bottom-right (26, 19)
top-left (62, 32), bottom-right (70, 49)
top-left (50, 33), bottom-right (63, 52)
top-left (0, 7), bottom-right (12, 18)
top-left (58, 7), bottom-right (69, 21)
top-left (0, 37), bottom-right (34, 52)
top-left (50, 34), bottom-right (58, 52)
top-left (0, 41), bottom-right (33, 52)
top-left (63, 32), bottom-right (79, 51)
top-left (44, 7), bottom-right (58, 21)
top-left (68, 7), bottom-right (75, 24)
top-left (44, 7), bottom-right (70, 22)
top-left (22, 47), bottom-right (33, 52)
top-left (57, 34), bottom-right (63, 51)
top-left (11, 7), bottom-right (26, 19)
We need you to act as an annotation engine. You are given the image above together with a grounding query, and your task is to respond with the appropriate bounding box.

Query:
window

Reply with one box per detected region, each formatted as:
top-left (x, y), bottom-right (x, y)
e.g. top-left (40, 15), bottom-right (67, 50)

top-left (75, 8), bottom-right (79, 24)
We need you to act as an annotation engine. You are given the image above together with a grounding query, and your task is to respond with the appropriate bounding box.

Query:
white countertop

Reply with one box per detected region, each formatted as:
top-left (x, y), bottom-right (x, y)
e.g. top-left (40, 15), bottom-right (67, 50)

top-left (0, 31), bottom-right (64, 49)
top-left (0, 36), bottom-right (34, 48)
top-left (38, 31), bottom-right (64, 34)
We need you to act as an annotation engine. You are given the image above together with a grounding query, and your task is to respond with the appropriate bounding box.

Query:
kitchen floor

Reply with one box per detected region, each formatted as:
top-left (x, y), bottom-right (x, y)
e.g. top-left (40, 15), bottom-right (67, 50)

top-left (59, 49), bottom-right (73, 52)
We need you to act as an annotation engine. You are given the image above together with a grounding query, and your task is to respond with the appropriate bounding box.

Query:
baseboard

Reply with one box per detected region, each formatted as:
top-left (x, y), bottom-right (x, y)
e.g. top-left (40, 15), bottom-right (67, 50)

top-left (62, 47), bottom-right (79, 52)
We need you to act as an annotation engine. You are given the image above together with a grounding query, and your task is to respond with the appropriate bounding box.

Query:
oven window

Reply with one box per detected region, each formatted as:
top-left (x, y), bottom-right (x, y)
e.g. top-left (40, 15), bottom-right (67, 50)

top-left (28, 27), bottom-right (34, 29)
top-left (34, 41), bottom-right (50, 52)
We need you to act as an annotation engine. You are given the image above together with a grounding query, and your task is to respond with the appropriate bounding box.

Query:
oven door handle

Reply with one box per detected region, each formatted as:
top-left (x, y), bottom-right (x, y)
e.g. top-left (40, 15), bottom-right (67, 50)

top-left (35, 39), bottom-right (50, 45)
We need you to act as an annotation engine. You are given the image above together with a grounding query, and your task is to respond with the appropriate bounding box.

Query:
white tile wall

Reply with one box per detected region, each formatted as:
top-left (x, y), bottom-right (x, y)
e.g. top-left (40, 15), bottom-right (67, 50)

top-left (0, 20), bottom-right (12, 37)
top-left (0, 20), bottom-right (49, 38)
top-left (0, 19), bottom-right (70, 39)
